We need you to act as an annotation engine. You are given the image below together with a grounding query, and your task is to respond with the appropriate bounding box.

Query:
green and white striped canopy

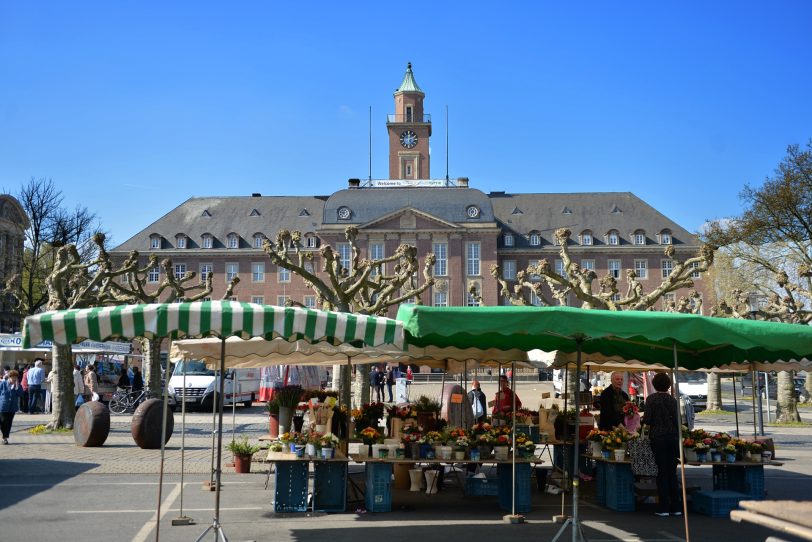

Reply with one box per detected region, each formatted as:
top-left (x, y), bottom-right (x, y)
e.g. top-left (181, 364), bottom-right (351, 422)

top-left (22, 301), bottom-right (404, 349)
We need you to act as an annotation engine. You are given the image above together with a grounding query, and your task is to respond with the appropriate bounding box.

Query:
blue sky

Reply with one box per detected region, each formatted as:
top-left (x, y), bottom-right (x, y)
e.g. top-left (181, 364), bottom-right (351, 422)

top-left (2, 1), bottom-right (811, 247)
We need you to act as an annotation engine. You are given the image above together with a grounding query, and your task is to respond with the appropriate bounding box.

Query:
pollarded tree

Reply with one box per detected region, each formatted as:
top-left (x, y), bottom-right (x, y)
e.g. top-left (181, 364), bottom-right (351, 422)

top-left (706, 141), bottom-right (812, 422)
top-left (491, 226), bottom-right (714, 400)
top-left (264, 226), bottom-right (435, 407)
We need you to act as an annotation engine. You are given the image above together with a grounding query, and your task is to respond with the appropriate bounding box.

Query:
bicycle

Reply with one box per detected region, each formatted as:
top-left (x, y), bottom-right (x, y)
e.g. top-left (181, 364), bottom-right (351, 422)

top-left (108, 387), bottom-right (153, 414)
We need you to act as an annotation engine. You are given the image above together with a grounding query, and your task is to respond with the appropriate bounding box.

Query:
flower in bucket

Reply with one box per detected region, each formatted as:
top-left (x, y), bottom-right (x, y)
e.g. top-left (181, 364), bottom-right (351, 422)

top-left (682, 438), bottom-right (696, 449)
top-left (586, 429), bottom-right (607, 443)
top-left (693, 441), bottom-right (709, 453)
top-left (306, 431), bottom-right (324, 446)
top-left (747, 441), bottom-right (764, 454)
top-left (723, 443), bottom-right (737, 454)
top-left (470, 421), bottom-right (493, 436)
top-left (494, 433), bottom-right (511, 446)
top-left (388, 405), bottom-right (413, 420)
top-left (360, 427), bottom-right (382, 445)
top-left (447, 427), bottom-right (468, 440)
top-left (476, 432), bottom-right (495, 445)
top-left (622, 401), bottom-right (639, 416)
top-left (319, 433), bottom-right (339, 449)
top-left (454, 437), bottom-right (470, 450)
top-left (419, 430), bottom-right (444, 445)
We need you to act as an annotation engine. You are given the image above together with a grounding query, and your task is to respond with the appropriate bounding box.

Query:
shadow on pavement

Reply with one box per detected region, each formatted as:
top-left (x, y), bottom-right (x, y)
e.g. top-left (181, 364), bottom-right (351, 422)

top-left (0, 459), bottom-right (97, 511)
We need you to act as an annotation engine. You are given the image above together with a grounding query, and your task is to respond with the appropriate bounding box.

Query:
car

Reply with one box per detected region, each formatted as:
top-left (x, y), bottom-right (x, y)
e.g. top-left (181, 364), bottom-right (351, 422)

top-left (741, 372), bottom-right (807, 401)
top-left (676, 372), bottom-right (707, 411)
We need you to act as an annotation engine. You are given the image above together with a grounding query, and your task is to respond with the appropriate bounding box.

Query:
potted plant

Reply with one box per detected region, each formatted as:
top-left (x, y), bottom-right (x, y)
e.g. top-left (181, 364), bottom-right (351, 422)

top-left (693, 441), bottom-right (709, 462)
top-left (266, 399), bottom-right (280, 438)
top-left (359, 426), bottom-right (382, 457)
top-left (747, 441), bottom-right (764, 462)
top-left (682, 437), bottom-right (698, 462)
top-left (274, 385), bottom-right (304, 434)
top-left (227, 436), bottom-right (261, 473)
top-left (319, 433), bottom-right (339, 459)
top-left (413, 395), bottom-right (441, 431)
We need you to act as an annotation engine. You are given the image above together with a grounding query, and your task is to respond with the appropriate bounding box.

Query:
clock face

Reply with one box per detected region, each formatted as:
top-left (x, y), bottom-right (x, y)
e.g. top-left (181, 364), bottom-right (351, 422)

top-left (400, 130), bottom-right (418, 148)
top-left (337, 207), bottom-right (351, 220)
top-left (466, 206), bottom-right (480, 218)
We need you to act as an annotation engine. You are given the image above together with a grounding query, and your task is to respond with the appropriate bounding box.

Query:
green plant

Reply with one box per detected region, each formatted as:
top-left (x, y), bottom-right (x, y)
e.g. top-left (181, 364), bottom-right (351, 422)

top-left (414, 395), bottom-right (441, 413)
top-left (266, 398), bottom-right (280, 415)
top-left (226, 436), bottom-right (261, 457)
top-left (269, 442), bottom-right (284, 452)
top-left (274, 385), bottom-right (304, 408)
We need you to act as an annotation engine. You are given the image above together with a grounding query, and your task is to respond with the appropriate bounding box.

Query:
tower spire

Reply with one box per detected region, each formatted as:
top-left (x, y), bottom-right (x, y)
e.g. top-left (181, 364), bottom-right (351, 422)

top-left (395, 62), bottom-right (424, 95)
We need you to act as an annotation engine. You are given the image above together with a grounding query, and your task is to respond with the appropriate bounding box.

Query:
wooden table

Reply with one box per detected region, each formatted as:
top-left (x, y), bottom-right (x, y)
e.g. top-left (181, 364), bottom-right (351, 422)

top-left (731, 500), bottom-right (812, 541)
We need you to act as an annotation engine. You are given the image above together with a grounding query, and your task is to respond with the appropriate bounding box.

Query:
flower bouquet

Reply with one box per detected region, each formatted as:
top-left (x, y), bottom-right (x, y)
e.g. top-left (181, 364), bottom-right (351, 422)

top-left (723, 443), bottom-right (737, 463)
top-left (622, 401), bottom-right (641, 433)
top-left (360, 426), bottom-right (382, 445)
top-left (682, 437), bottom-right (698, 462)
top-left (693, 441), bottom-right (709, 462)
top-left (747, 441), bottom-right (764, 461)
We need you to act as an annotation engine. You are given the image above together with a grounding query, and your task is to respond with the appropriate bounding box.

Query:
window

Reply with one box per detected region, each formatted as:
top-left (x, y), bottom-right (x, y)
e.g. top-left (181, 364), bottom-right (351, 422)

top-left (406, 163), bottom-right (412, 177)
top-left (406, 105), bottom-right (413, 122)
top-left (660, 230), bottom-right (672, 245)
top-left (148, 266), bottom-right (160, 283)
top-left (305, 235), bottom-right (317, 248)
top-left (608, 230), bottom-right (619, 246)
top-left (176, 236), bottom-right (186, 249)
top-left (466, 242), bottom-right (481, 276)
top-left (199, 263), bottom-right (212, 282)
top-left (226, 263), bottom-right (238, 282)
top-left (433, 291), bottom-right (448, 307)
top-left (202, 234), bottom-right (213, 249)
top-left (174, 263), bottom-right (187, 280)
top-left (504, 233), bottom-right (514, 247)
top-left (529, 232), bottom-right (541, 246)
top-left (611, 293), bottom-right (621, 302)
top-left (369, 243), bottom-right (384, 277)
top-left (337, 243), bottom-right (351, 269)
top-left (251, 296), bottom-right (264, 305)
top-left (433, 242), bottom-right (447, 276)
top-left (663, 293), bottom-right (676, 306)
top-left (304, 261), bottom-right (315, 273)
top-left (661, 259), bottom-right (673, 279)
top-left (530, 291), bottom-right (542, 306)
top-left (228, 296), bottom-right (238, 302)
top-left (466, 292), bottom-right (480, 307)
top-left (227, 233), bottom-right (239, 249)
top-left (690, 262), bottom-right (701, 279)
top-left (634, 230), bottom-right (646, 245)
top-left (175, 297), bottom-right (186, 304)
top-left (278, 266), bottom-right (290, 283)
top-left (503, 260), bottom-right (517, 280)
top-left (277, 295), bottom-right (289, 306)
top-left (150, 236), bottom-right (161, 249)
top-left (581, 259), bottom-right (595, 271)
top-left (304, 295), bottom-right (316, 309)
top-left (253, 234), bottom-right (264, 248)
top-left (608, 259), bottom-right (621, 279)
top-left (581, 231), bottom-right (593, 246)
top-left (528, 259), bottom-right (540, 280)
top-left (252, 262), bottom-right (265, 282)
top-left (555, 259), bottom-right (567, 279)
top-left (634, 259), bottom-right (648, 279)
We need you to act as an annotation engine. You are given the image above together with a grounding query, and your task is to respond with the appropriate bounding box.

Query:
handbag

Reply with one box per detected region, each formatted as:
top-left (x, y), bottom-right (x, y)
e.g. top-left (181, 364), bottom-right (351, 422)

top-left (628, 426), bottom-right (658, 476)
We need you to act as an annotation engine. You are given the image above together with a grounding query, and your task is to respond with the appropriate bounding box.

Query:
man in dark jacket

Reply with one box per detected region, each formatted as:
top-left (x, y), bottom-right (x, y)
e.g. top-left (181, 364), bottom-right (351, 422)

top-left (369, 366), bottom-right (384, 403)
top-left (598, 372), bottom-right (629, 430)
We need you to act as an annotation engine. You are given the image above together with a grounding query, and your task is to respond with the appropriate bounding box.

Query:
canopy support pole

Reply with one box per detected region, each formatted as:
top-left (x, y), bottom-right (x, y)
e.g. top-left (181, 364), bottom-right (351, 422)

top-left (173, 359), bottom-right (194, 525)
top-left (732, 373), bottom-right (740, 437)
top-left (346, 356), bottom-right (352, 440)
top-left (751, 366), bottom-right (758, 438)
top-left (154, 338), bottom-right (173, 542)
top-left (511, 359), bottom-right (518, 518)
top-left (195, 338), bottom-right (228, 542)
top-left (672, 342), bottom-right (691, 542)
top-left (439, 363), bottom-right (447, 413)
top-left (552, 340), bottom-right (586, 542)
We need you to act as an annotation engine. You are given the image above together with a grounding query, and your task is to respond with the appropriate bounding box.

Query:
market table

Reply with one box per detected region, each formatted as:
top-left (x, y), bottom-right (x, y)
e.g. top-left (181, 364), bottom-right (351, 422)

top-left (348, 455), bottom-right (546, 513)
top-left (264, 451), bottom-right (350, 513)
top-left (731, 500), bottom-right (812, 541)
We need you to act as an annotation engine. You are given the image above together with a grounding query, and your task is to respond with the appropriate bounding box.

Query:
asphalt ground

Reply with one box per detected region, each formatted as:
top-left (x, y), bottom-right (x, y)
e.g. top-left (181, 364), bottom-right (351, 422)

top-left (0, 380), bottom-right (809, 542)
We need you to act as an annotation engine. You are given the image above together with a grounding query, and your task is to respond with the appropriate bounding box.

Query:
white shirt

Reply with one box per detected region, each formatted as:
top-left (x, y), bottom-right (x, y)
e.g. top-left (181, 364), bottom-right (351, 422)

top-left (72, 369), bottom-right (84, 395)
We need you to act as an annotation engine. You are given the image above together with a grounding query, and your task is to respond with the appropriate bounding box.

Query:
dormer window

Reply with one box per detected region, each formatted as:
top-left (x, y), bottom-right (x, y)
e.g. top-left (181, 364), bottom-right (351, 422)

top-left (305, 234), bottom-right (317, 248)
top-left (253, 234), bottom-right (265, 249)
top-left (202, 234), bottom-right (213, 249)
top-left (529, 232), bottom-right (541, 246)
top-left (149, 235), bottom-right (161, 249)
top-left (227, 233), bottom-right (239, 249)
top-left (660, 230), bottom-right (672, 245)
top-left (608, 230), bottom-right (620, 246)
top-left (504, 233), bottom-right (514, 247)
top-left (176, 235), bottom-right (187, 249)
top-left (633, 230), bottom-right (646, 245)
top-left (581, 230), bottom-right (593, 246)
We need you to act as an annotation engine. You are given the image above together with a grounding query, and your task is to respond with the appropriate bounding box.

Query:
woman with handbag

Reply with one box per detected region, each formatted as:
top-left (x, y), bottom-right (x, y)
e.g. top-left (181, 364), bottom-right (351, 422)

top-left (643, 372), bottom-right (681, 517)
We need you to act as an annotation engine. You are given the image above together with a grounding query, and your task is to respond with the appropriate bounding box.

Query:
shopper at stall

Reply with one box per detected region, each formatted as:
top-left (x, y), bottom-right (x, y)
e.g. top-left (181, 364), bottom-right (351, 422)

top-left (490, 374), bottom-right (521, 414)
top-left (468, 379), bottom-right (487, 423)
top-left (0, 370), bottom-right (23, 444)
top-left (598, 371), bottom-right (629, 430)
top-left (643, 372), bottom-right (681, 517)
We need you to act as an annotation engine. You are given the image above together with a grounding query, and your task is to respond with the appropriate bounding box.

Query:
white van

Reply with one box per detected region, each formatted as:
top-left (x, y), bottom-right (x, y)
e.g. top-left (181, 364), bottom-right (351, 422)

top-left (676, 372), bottom-right (708, 411)
top-left (168, 360), bottom-right (260, 410)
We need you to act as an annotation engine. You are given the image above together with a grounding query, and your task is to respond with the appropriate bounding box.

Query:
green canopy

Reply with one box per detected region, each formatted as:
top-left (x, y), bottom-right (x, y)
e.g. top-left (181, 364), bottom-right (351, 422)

top-left (396, 304), bottom-right (812, 370)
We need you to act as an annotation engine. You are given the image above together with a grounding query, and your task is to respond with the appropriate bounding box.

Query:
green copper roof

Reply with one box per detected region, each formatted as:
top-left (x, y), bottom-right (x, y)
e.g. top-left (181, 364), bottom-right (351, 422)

top-left (395, 62), bottom-right (424, 94)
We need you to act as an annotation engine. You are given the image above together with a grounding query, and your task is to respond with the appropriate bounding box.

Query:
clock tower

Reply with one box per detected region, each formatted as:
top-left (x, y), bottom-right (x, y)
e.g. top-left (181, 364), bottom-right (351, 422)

top-left (387, 63), bottom-right (431, 180)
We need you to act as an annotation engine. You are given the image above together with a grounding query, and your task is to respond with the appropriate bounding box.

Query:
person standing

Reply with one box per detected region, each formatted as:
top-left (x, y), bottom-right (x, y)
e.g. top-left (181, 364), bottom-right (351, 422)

top-left (468, 379), bottom-right (487, 423)
top-left (0, 370), bottom-right (23, 444)
top-left (385, 367), bottom-right (394, 403)
top-left (490, 375), bottom-right (522, 414)
top-left (131, 366), bottom-right (144, 392)
top-left (369, 366), bottom-right (384, 403)
top-left (72, 364), bottom-right (84, 407)
top-left (84, 365), bottom-right (99, 401)
top-left (20, 364), bottom-right (30, 413)
top-left (27, 360), bottom-right (45, 414)
top-left (643, 372), bottom-right (681, 517)
top-left (117, 365), bottom-right (131, 390)
top-left (45, 367), bottom-right (56, 413)
top-left (598, 372), bottom-right (629, 430)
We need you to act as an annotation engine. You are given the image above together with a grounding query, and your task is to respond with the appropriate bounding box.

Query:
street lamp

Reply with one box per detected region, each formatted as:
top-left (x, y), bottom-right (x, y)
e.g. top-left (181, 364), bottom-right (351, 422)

top-left (746, 292), bottom-right (766, 435)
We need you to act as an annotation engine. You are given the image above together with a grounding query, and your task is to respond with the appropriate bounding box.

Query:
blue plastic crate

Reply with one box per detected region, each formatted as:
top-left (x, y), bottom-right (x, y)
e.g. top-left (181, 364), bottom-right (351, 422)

top-left (365, 462), bottom-right (392, 513)
top-left (274, 461), bottom-right (309, 513)
top-left (604, 462), bottom-right (635, 512)
top-left (691, 490), bottom-right (746, 517)
top-left (497, 463), bottom-right (532, 513)
top-left (595, 461), bottom-right (606, 505)
top-left (465, 476), bottom-right (499, 496)
top-left (313, 462), bottom-right (347, 513)
top-left (712, 465), bottom-right (764, 500)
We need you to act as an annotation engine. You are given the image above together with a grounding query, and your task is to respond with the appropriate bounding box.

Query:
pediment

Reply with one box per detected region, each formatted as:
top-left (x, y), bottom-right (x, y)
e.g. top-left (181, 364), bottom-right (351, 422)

top-left (359, 206), bottom-right (461, 231)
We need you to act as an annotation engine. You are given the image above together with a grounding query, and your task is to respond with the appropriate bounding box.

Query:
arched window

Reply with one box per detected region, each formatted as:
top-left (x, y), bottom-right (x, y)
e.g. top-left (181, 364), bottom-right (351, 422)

top-left (581, 230), bottom-right (593, 246)
top-left (253, 233), bottom-right (265, 249)
top-left (175, 235), bottom-right (187, 249)
top-left (304, 234), bottom-right (318, 248)
top-left (504, 233), bottom-right (514, 247)
top-left (149, 235), bottom-right (162, 250)
top-left (201, 234), bottom-right (213, 249)
top-left (633, 230), bottom-right (646, 245)
top-left (529, 231), bottom-right (541, 246)
top-left (659, 229), bottom-right (672, 245)
top-left (607, 230), bottom-right (620, 246)
top-left (227, 233), bottom-right (239, 249)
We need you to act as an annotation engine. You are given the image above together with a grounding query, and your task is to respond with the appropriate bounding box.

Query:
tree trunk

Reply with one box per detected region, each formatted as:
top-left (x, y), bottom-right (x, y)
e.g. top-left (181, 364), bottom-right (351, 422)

top-left (706, 373), bottom-right (722, 411)
top-left (775, 371), bottom-right (801, 423)
top-left (804, 373), bottom-right (812, 403)
top-left (142, 338), bottom-right (164, 395)
top-left (354, 364), bottom-right (371, 408)
top-left (48, 343), bottom-right (75, 429)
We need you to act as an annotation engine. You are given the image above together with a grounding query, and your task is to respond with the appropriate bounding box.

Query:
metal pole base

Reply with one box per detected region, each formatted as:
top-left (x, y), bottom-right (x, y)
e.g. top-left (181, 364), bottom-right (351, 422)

top-left (551, 517), bottom-right (588, 542)
top-left (171, 516), bottom-right (196, 526)
top-left (194, 517), bottom-right (228, 542)
top-left (502, 514), bottom-right (525, 524)
top-left (202, 480), bottom-right (218, 491)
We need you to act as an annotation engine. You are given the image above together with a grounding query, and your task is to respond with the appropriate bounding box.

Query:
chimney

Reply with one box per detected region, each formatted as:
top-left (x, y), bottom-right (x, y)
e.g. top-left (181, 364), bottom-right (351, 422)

top-left (348, 178), bottom-right (361, 188)
top-left (251, 193), bottom-right (262, 197)
top-left (457, 177), bottom-right (469, 187)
